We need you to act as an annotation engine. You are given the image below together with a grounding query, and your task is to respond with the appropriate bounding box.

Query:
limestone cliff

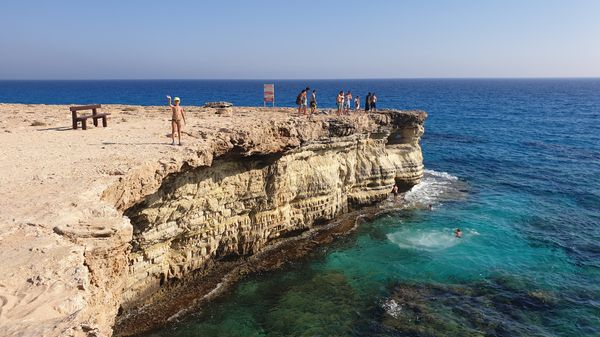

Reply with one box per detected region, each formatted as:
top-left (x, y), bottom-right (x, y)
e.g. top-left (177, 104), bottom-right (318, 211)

top-left (107, 110), bottom-right (426, 335)
top-left (0, 104), bottom-right (425, 337)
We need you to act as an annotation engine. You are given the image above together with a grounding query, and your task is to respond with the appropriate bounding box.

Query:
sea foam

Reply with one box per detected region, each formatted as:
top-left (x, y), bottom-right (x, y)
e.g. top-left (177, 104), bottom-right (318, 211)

top-left (403, 169), bottom-right (466, 208)
top-left (387, 229), bottom-right (461, 252)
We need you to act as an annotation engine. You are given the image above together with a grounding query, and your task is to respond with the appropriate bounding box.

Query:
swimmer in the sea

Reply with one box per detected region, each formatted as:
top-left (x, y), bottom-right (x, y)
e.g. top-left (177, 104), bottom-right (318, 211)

top-left (454, 228), bottom-right (463, 238)
top-left (428, 204), bottom-right (433, 211)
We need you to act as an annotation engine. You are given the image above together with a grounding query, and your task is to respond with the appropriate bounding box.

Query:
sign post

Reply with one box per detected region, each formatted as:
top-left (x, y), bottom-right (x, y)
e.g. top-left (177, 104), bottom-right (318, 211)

top-left (264, 84), bottom-right (275, 107)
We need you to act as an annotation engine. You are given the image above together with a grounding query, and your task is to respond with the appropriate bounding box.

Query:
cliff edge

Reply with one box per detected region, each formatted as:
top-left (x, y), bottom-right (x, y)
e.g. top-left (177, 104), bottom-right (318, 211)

top-left (0, 104), bottom-right (426, 337)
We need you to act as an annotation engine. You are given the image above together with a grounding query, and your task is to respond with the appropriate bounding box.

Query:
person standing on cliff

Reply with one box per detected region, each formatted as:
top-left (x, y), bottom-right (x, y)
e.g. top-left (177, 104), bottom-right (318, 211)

top-left (336, 91), bottom-right (344, 115)
top-left (365, 92), bottom-right (371, 112)
top-left (354, 95), bottom-right (360, 111)
top-left (167, 96), bottom-right (186, 146)
top-left (345, 91), bottom-right (352, 114)
top-left (370, 93), bottom-right (378, 111)
top-left (296, 89), bottom-right (304, 114)
top-left (296, 87), bottom-right (309, 115)
top-left (391, 184), bottom-right (399, 199)
top-left (302, 87), bottom-right (309, 114)
top-left (310, 89), bottom-right (317, 116)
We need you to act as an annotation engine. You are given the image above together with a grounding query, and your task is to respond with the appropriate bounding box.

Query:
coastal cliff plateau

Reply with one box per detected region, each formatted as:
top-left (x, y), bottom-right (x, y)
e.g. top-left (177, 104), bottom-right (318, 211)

top-left (0, 105), bottom-right (425, 337)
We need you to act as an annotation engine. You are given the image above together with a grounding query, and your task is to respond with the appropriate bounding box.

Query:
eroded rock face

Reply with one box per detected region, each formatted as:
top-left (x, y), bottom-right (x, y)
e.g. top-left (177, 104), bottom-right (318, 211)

top-left (120, 111), bottom-right (425, 312)
top-left (0, 104), bottom-right (425, 337)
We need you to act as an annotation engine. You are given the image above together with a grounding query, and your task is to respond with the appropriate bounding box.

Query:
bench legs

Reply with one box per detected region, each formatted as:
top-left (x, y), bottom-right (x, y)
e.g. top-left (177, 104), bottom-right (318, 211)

top-left (92, 116), bottom-right (107, 127)
top-left (76, 118), bottom-right (106, 130)
top-left (72, 112), bottom-right (78, 129)
top-left (71, 114), bottom-right (108, 130)
top-left (91, 117), bottom-right (108, 127)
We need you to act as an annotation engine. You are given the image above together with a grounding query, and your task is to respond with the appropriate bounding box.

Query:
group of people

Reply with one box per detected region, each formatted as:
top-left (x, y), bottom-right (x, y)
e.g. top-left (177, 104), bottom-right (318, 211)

top-left (364, 92), bottom-right (378, 112)
top-left (335, 91), bottom-right (378, 115)
top-left (165, 89), bottom-right (380, 144)
top-left (296, 87), bottom-right (318, 116)
top-left (296, 88), bottom-right (379, 116)
top-left (335, 91), bottom-right (358, 114)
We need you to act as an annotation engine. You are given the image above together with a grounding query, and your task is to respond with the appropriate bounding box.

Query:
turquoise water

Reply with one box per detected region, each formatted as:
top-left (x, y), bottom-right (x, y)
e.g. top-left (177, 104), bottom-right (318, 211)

top-left (2, 79), bottom-right (597, 336)
top-left (144, 172), bottom-right (598, 337)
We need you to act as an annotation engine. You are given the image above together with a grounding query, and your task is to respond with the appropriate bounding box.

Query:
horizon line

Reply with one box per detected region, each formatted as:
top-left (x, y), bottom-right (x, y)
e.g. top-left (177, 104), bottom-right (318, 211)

top-left (1, 76), bottom-right (600, 81)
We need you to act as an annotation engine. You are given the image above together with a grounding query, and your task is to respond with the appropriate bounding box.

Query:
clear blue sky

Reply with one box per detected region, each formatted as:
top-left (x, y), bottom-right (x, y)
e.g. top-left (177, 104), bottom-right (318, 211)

top-left (1, 0), bottom-right (599, 79)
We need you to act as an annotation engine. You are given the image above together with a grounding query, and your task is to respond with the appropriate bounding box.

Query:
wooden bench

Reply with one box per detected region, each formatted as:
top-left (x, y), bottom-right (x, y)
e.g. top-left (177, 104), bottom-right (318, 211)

top-left (70, 104), bottom-right (111, 130)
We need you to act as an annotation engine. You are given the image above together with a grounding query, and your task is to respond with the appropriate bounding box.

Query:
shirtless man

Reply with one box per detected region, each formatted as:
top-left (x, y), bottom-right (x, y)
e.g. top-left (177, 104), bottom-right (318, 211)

top-left (345, 91), bottom-right (352, 114)
top-left (391, 184), bottom-right (399, 199)
top-left (167, 96), bottom-right (186, 145)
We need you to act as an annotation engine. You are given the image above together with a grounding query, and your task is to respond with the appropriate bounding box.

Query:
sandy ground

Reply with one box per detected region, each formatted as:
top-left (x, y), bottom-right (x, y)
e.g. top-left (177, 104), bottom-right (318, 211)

top-left (0, 103), bottom-right (335, 336)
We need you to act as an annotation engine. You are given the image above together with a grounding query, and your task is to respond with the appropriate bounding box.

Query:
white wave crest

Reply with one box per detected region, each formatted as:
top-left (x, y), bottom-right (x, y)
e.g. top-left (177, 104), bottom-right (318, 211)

top-left (424, 169), bottom-right (458, 181)
top-left (403, 169), bottom-right (466, 208)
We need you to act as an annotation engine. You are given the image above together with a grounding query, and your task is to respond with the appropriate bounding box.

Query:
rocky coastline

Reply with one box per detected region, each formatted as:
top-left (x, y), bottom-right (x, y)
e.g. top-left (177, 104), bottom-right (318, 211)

top-left (0, 104), bottom-right (426, 337)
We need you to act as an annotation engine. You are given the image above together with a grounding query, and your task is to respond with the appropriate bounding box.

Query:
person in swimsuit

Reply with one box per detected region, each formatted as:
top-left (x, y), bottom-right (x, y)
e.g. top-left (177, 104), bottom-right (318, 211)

top-left (167, 96), bottom-right (186, 145)
top-left (454, 228), bottom-right (463, 238)
top-left (301, 87), bottom-right (309, 115)
top-left (354, 96), bottom-right (360, 111)
top-left (310, 89), bottom-right (317, 116)
top-left (296, 89), bottom-right (305, 114)
top-left (391, 184), bottom-right (399, 198)
top-left (345, 91), bottom-right (352, 114)
top-left (371, 93), bottom-right (378, 111)
top-left (336, 91), bottom-right (344, 115)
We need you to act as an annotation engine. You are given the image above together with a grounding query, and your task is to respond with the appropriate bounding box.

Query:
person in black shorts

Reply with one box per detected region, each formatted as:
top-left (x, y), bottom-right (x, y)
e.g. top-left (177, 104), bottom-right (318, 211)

top-left (370, 92), bottom-right (377, 111)
top-left (310, 89), bottom-right (317, 115)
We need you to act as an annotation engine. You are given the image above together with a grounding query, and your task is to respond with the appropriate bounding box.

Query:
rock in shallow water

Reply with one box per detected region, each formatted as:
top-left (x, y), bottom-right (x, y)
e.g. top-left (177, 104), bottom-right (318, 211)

top-left (375, 276), bottom-right (561, 337)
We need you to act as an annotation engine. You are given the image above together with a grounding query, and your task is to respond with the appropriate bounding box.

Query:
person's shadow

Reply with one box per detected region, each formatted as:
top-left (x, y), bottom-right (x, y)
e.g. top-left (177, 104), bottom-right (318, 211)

top-left (101, 141), bottom-right (169, 146)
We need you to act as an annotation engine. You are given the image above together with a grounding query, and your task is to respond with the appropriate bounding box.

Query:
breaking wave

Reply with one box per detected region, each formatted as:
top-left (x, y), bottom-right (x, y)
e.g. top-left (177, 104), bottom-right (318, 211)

top-left (403, 169), bottom-right (467, 209)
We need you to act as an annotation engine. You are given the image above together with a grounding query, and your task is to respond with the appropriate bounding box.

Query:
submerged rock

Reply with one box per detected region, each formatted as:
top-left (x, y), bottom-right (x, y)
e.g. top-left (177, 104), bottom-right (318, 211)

top-left (265, 272), bottom-right (358, 336)
top-left (376, 277), bottom-right (561, 337)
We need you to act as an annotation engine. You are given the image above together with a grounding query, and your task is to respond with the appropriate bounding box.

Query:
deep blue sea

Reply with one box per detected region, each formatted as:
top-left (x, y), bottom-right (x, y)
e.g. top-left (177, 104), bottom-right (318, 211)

top-left (2, 79), bottom-right (599, 336)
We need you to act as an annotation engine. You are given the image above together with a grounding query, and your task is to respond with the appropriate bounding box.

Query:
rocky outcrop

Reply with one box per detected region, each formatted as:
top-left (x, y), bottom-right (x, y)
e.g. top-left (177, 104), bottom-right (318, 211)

top-left (0, 104), bottom-right (425, 337)
top-left (203, 101), bottom-right (233, 108)
top-left (107, 110), bottom-right (426, 334)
